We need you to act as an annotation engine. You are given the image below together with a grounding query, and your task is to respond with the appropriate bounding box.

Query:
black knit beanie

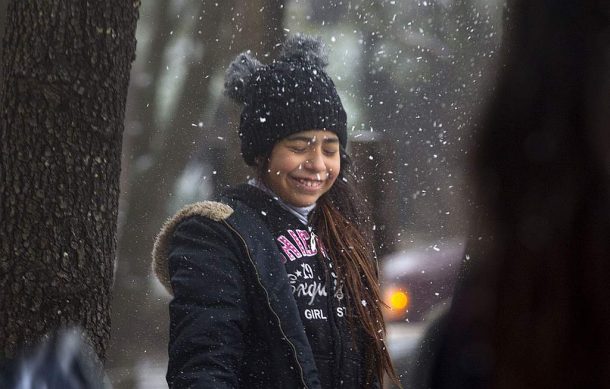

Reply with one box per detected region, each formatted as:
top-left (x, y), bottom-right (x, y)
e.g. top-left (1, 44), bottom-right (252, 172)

top-left (224, 35), bottom-right (347, 166)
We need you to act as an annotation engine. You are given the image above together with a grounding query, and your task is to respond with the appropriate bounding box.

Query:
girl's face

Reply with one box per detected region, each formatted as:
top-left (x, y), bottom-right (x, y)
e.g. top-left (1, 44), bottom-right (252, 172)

top-left (263, 129), bottom-right (341, 207)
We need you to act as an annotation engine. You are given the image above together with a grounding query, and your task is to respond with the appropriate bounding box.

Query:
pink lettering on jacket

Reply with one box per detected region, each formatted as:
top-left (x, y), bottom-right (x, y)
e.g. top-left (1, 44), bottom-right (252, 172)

top-left (280, 253), bottom-right (288, 264)
top-left (288, 230), bottom-right (307, 255)
top-left (296, 229), bottom-right (317, 256)
top-left (276, 229), bottom-right (321, 262)
top-left (277, 235), bottom-right (302, 261)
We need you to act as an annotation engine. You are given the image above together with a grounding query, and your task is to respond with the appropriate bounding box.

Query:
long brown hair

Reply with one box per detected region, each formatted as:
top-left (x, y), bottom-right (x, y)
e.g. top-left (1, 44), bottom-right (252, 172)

top-left (313, 149), bottom-right (400, 387)
top-left (258, 147), bottom-right (401, 387)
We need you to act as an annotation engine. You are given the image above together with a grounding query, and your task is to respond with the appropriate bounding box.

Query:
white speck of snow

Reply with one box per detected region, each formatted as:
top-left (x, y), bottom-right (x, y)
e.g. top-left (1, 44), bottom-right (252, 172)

top-left (361, 300), bottom-right (367, 307)
top-left (259, 117), bottom-right (267, 123)
top-left (261, 211), bottom-right (267, 216)
top-left (432, 245), bottom-right (440, 252)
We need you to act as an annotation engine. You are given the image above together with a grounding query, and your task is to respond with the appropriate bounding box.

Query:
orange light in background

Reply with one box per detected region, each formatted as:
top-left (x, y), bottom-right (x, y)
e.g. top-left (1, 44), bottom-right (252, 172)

top-left (382, 286), bottom-right (410, 320)
top-left (389, 290), bottom-right (409, 311)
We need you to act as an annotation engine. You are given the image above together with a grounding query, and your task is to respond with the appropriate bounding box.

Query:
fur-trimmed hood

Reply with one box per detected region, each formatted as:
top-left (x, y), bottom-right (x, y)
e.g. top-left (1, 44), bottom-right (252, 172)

top-left (151, 201), bottom-right (234, 295)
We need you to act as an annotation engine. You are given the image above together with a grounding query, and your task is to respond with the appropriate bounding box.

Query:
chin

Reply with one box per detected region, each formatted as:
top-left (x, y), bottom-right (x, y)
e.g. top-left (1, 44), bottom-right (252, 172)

top-left (289, 198), bottom-right (316, 207)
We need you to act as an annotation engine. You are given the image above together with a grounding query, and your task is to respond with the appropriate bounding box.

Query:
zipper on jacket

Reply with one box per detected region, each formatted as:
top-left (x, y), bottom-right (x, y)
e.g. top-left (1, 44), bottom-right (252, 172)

top-left (319, 235), bottom-right (344, 388)
top-left (222, 220), bottom-right (309, 389)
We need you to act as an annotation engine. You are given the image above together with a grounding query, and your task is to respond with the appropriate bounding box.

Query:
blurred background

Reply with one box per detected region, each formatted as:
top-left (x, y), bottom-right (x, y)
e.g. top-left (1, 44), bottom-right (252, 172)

top-left (106, 0), bottom-right (504, 387)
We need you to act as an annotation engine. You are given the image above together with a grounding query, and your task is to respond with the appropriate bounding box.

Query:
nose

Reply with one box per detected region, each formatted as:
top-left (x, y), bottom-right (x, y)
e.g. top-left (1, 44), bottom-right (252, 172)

top-left (305, 149), bottom-right (326, 172)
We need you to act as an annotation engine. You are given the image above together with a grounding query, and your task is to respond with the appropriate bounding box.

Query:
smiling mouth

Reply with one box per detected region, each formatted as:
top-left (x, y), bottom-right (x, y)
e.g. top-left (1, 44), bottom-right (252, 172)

top-left (291, 176), bottom-right (324, 190)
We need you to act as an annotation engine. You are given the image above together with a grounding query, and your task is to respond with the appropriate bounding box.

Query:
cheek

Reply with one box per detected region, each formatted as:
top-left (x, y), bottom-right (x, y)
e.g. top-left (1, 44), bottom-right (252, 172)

top-left (331, 170), bottom-right (340, 183)
top-left (267, 158), bottom-right (287, 176)
top-left (328, 160), bottom-right (341, 178)
top-left (268, 151), bottom-right (299, 176)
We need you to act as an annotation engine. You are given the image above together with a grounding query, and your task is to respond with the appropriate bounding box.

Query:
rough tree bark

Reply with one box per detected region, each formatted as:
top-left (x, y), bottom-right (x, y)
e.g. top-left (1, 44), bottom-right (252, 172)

top-left (0, 0), bottom-right (7, 54)
top-left (0, 1), bottom-right (139, 361)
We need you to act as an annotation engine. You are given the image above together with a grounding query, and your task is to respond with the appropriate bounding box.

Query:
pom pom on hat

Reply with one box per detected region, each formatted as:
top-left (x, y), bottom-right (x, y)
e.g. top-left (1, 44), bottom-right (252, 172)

top-left (279, 34), bottom-right (329, 69)
top-left (224, 51), bottom-right (265, 104)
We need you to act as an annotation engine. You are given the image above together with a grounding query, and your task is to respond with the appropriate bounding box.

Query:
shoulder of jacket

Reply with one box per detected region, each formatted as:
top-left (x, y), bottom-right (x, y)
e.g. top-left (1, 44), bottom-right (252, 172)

top-left (151, 201), bottom-right (234, 295)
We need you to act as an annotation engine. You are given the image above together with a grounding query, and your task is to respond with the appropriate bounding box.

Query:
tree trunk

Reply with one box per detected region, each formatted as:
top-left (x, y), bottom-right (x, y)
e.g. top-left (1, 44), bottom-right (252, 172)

top-left (0, 0), bottom-right (8, 55)
top-left (0, 0), bottom-right (138, 361)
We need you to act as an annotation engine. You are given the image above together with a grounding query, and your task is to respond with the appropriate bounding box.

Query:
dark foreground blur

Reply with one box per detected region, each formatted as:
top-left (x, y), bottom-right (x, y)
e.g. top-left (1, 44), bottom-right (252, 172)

top-left (388, 1), bottom-right (610, 388)
top-left (0, 328), bottom-right (108, 389)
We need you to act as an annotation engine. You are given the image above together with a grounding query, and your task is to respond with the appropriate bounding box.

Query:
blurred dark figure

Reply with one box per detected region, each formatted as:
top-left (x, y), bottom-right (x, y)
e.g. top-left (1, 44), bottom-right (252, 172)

top-left (410, 1), bottom-right (609, 388)
top-left (0, 328), bottom-right (106, 389)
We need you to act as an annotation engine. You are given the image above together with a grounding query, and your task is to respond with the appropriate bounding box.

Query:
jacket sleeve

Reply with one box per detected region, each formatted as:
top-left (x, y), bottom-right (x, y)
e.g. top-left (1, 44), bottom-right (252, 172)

top-left (166, 215), bottom-right (250, 389)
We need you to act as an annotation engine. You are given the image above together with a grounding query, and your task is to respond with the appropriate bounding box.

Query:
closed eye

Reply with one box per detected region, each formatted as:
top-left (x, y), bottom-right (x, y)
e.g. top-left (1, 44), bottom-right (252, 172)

top-left (289, 146), bottom-right (307, 153)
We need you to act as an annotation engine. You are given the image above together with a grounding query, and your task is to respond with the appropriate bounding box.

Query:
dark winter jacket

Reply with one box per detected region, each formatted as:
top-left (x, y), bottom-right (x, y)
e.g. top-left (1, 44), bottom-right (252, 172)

top-left (152, 185), bottom-right (376, 388)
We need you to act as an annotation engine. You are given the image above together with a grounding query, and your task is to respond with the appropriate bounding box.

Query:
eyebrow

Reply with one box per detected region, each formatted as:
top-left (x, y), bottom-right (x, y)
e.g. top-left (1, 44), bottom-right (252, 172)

top-left (285, 135), bottom-right (340, 144)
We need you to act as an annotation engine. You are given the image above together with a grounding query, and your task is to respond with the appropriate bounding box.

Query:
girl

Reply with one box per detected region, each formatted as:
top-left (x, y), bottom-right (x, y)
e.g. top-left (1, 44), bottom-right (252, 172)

top-left (153, 35), bottom-right (399, 388)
